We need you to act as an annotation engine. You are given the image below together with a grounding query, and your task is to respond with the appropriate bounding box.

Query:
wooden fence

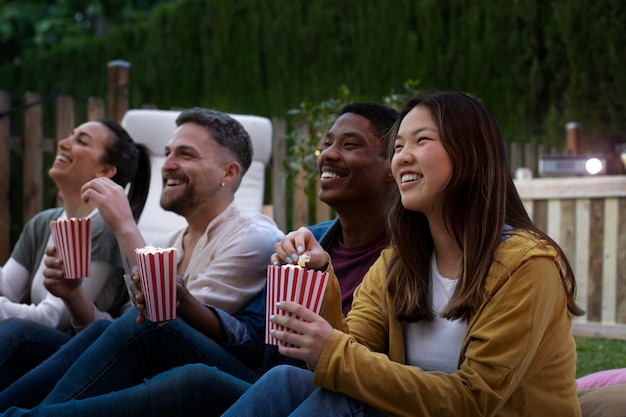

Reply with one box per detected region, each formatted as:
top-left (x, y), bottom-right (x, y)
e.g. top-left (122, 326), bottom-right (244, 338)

top-left (2, 63), bottom-right (626, 339)
top-left (515, 176), bottom-right (626, 340)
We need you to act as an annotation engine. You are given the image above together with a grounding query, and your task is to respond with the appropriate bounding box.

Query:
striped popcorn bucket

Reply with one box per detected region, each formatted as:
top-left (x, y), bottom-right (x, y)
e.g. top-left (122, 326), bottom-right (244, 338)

top-left (49, 217), bottom-right (92, 279)
top-left (135, 247), bottom-right (177, 322)
top-left (265, 264), bottom-right (329, 346)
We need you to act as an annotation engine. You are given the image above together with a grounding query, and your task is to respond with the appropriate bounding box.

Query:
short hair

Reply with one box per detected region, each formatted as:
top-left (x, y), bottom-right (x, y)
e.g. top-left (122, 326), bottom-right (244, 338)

top-left (339, 102), bottom-right (398, 143)
top-left (175, 108), bottom-right (253, 176)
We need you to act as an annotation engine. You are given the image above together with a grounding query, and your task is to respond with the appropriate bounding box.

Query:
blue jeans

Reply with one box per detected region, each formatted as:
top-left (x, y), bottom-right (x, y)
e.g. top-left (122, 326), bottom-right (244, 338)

top-left (0, 319), bottom-right (110, 411)
top-left (42, 306), bottom-right (259, 403)
top-left (1, 363), bottom-right (252, 417)
top-left (222, 365), bottom-right (386, 417)
top-left (0, 318), bottom-right (72, 391)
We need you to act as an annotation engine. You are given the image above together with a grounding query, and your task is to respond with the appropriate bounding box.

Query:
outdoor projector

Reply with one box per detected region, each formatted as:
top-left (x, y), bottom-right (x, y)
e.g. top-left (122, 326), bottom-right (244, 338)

top-left (538, 154), bottom-right (608, 177)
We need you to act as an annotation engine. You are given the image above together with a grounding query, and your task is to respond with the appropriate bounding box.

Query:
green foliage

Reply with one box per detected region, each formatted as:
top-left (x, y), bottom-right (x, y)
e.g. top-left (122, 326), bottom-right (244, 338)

top-left (0, 0), bottom-right (173, 66)
top-left (285, 85), bottom-right (360, 181)
top-left (1, 0), bottom-right (625, 151)
top-left (285, 79), bottom-right (422, 181)
top-left (383, 79), bottom-right (423, 112)
top-left (576, 336), bottom-right (626, 378)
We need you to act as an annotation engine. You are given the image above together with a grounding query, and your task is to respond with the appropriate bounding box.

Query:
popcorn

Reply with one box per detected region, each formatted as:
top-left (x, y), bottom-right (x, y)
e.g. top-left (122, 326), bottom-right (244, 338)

top-left (135, 245), bottom-right (176, 255)
top-left (135, 245), bottom-right (177, 322)
top-left (297, 253), bottom-right (310, 268)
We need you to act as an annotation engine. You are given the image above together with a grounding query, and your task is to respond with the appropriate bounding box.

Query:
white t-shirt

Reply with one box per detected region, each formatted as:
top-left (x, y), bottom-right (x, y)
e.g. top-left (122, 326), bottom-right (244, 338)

top-left (404, 254), bottom-right (468, 373)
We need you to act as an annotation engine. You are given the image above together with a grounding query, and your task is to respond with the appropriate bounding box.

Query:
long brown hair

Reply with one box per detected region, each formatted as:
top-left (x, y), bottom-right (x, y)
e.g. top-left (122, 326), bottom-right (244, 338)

top-left (384, 91), bottom-right (583, 322)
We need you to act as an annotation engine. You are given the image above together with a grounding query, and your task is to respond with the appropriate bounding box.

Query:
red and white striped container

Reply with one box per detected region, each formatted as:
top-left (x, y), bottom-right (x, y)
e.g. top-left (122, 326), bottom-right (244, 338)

top-left (265, 264), bottom-right (329, 346)
top-left (49, 217), bottom-right (92, 279)
top-left (135, 246), bottom-right (177, 322)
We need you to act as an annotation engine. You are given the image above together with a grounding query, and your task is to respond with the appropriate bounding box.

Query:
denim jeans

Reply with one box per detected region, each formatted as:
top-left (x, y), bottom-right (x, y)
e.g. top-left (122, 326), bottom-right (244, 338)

top-left (0, 319), bottom-right (111, 411)
top-left (1, 363), bottom-right (252, 417)
top-left (2, 364), bottom-right (250, 417)
top-left (0, 318), bottom-right (72, 391)
top-left (223, 365), bottom-right (386, 417)
top-left (42, 306), bottom-right (259, 403)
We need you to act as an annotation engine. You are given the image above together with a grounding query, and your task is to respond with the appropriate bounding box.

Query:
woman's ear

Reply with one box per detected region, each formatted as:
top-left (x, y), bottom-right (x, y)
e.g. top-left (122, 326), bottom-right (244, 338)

top-left (97, 164), bottom-right (117, 179)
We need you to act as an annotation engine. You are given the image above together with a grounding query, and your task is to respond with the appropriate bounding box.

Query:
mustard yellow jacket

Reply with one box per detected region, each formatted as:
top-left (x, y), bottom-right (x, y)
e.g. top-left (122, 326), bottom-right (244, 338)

top-left (315, 230), bottom-right (581, 417)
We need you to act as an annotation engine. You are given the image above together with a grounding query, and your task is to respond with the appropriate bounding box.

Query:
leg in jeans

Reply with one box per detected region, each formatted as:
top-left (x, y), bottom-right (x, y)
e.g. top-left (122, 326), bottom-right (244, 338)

top-left (0, 318), bottom-right (72, 390)
top-left (290, 387), bottom-right (386, 417)
top-left (43, 307), bottom-right (258, 403)
top-left (223, 365), bottom-right (317, 417)
top-left (1, 363), bottom-right (252, 417)
top-left (0, 320), bottom-right (111, 411)
top-left (223, 365), bottom-right (385, 417)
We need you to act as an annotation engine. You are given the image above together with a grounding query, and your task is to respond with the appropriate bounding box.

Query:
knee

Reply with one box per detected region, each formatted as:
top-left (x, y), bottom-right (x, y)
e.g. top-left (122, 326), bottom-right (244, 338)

top-left (159, 363), bottom-right (251, 393)
top-left (0, 318), bottom-right (43, 338)
top-left (146, 364), bottom-right (228, 395)
top-left (63, 320), bottom-right (112, 352)
top-left (107, 308), bottom-right (150, 337)
top-left (83, 320), bottom-right (111, 336)
top-left (265, 364), bottom-right (311, 385)
top-left (173, 363), bottom-right (218, 384)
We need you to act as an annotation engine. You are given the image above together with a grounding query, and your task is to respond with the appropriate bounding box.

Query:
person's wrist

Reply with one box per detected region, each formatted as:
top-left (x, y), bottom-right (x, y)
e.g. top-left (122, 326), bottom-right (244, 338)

top-left (317, 252), bottom-right (331, 271)
top-left (176, 289), bottom-right (193, 311)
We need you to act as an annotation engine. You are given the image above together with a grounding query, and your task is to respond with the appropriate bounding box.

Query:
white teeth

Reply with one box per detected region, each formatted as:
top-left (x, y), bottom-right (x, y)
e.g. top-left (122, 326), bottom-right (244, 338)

top-left (401, 174), bottom-right (420, 183)
top-left (166, 179), bottom-right (183, 186)
top-left (320, 171), bottom-right (339, 179)
top-left (55, 155), bottom-right (69, 163)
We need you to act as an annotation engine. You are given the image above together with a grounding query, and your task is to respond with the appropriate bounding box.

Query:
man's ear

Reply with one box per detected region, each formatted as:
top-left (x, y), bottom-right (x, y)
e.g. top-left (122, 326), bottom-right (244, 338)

top-left (385, 166), bottom-right (395, 182)
top-left (222, 161), bottom-right (241, 188)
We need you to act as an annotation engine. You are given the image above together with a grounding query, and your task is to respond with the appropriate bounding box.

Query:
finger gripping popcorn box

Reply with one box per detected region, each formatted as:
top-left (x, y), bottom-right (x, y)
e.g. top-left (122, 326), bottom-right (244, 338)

top-left (49, 217), bottom-right (92, 279)
top-left (265, 256), bottom-right (329, 346)
top-left (135, 245), bottom-right (177, 323)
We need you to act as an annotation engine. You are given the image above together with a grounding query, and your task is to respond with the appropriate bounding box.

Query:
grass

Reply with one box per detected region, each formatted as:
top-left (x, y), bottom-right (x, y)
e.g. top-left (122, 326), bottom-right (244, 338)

top-left (575, 336), bottom-right (626, 378)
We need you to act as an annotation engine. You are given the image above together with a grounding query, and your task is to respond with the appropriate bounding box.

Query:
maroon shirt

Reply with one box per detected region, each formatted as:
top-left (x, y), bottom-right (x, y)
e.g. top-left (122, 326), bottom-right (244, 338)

top-left (328, 232), bottom-right (389, 316)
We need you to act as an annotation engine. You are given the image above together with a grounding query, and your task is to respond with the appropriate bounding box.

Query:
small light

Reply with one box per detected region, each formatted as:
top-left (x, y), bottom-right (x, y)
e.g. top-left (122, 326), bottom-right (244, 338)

top-left (585, 158), bottom-right (603, 175)
top-left (314, 150), bottom-right (321, 157)
top-left (538, 154), bottom-right (608, 177)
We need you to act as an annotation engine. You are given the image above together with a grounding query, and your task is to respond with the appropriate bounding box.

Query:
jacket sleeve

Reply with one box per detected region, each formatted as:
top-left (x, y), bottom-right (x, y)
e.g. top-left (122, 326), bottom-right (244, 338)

top-left (313, 245), bottom-right (575, 416)
top-left (206, 287), bottom-right (266, 370)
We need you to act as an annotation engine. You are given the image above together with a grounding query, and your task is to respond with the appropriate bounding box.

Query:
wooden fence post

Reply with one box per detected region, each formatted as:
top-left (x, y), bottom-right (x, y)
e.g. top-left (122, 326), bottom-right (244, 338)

top-left (22, 92), bottom-right (43, 225)
top-left (0, 91), bottom-right (10, 263)
top-left (509, 142), bottom-right (522, 177)
top-left (314, 180), bottom-right (331, 223)
top-left (566, 122), bottom-right (581, 155)
top-left (524, 143), bottom-right (537, 175)
top-left (52, 95), bottom-right (75, 206)
top-left (55, 95), bottom-right (74, 147)
top-left (271, 117), bottom-right (287, 232)
top-left (87, 97), bottom-right (105, 121)
top-left (107, 60), bottom-right (130, 123)
top-left (293, 170), bottom-right (309, 229)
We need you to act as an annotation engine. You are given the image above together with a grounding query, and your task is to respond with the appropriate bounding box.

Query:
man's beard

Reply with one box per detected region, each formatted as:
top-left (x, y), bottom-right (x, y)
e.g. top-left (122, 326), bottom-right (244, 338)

top-left (160, 184), bottom-right (201, 217)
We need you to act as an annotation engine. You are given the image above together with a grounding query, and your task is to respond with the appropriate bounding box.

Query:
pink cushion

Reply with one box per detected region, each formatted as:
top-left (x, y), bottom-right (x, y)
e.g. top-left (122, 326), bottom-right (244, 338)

top-left (577, 368), bottom-right (626, 390)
